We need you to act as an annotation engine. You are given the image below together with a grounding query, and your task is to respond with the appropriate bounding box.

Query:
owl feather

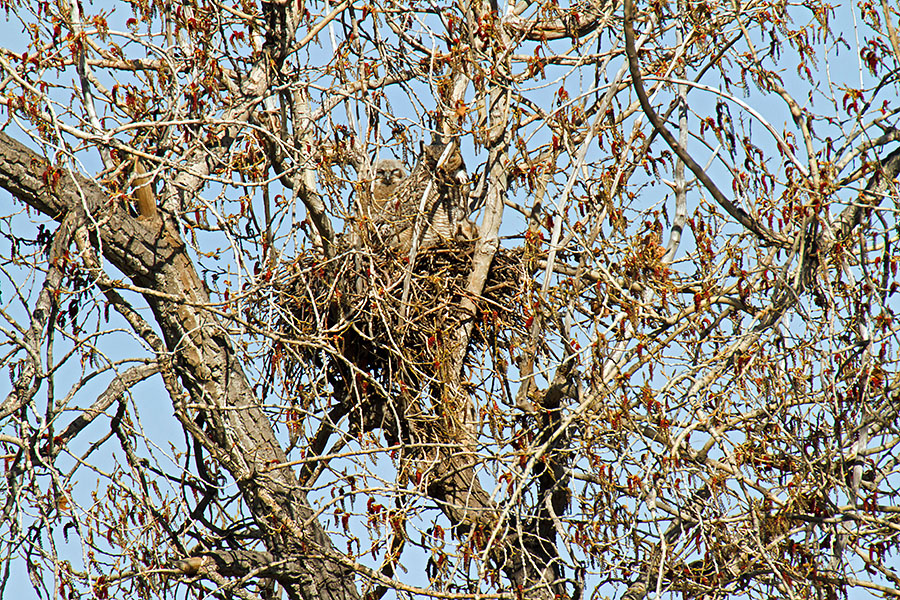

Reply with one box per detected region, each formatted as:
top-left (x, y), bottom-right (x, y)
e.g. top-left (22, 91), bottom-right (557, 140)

top-left (374, 144), bottom-right (469, 253)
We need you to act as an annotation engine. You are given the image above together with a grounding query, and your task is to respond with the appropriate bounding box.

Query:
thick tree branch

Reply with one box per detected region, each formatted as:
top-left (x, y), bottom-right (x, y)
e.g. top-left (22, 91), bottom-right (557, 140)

top-left (835, 147), bottom-right (900, 241)
top-left (506, 0), bottom-right (617, 41)
top-left (0, 130), bottom-right (359, 600)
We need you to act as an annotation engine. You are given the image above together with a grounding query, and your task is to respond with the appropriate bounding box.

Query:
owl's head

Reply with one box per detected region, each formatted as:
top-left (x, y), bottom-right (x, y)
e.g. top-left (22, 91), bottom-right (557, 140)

top-left (374, 159), bottom-right (406, 186)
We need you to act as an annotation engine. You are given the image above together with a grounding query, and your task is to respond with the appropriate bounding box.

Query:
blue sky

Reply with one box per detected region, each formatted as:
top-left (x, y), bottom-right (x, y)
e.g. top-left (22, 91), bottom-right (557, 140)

top-left (1, 0), bottom-right (899, 598)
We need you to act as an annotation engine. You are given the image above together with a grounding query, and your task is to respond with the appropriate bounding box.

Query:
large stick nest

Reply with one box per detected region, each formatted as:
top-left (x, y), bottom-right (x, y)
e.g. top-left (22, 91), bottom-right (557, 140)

top-left (258, 238), bottom-right (529, 403)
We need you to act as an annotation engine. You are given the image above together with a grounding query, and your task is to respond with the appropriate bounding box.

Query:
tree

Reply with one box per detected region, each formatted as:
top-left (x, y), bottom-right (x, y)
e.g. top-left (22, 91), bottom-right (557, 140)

top-left (1, 0), bottom-right (899, 598)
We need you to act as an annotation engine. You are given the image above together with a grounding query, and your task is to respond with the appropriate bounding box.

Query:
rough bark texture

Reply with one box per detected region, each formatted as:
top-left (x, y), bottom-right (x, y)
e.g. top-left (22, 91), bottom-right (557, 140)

top-left (0, 131), bottom-right (359, 600)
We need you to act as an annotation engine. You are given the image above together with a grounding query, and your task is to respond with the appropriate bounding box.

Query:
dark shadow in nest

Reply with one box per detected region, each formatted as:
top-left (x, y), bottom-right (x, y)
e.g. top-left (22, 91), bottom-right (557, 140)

top-left (262, 238), bottom-right (527, 446)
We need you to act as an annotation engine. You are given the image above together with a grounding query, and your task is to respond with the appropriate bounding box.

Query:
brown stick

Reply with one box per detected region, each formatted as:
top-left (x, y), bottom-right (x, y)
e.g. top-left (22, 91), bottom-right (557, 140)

top-left (132, 158), bottom-right (158, 220)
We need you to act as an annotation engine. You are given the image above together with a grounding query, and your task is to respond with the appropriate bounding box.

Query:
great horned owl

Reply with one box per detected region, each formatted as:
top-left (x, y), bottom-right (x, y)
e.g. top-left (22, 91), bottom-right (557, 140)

top-left (372, 159), bottom-right (407, 208)
top-left (349, 158), bottom-right (406, 248)
top-left (374, 143), bottom-right (472, 253)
